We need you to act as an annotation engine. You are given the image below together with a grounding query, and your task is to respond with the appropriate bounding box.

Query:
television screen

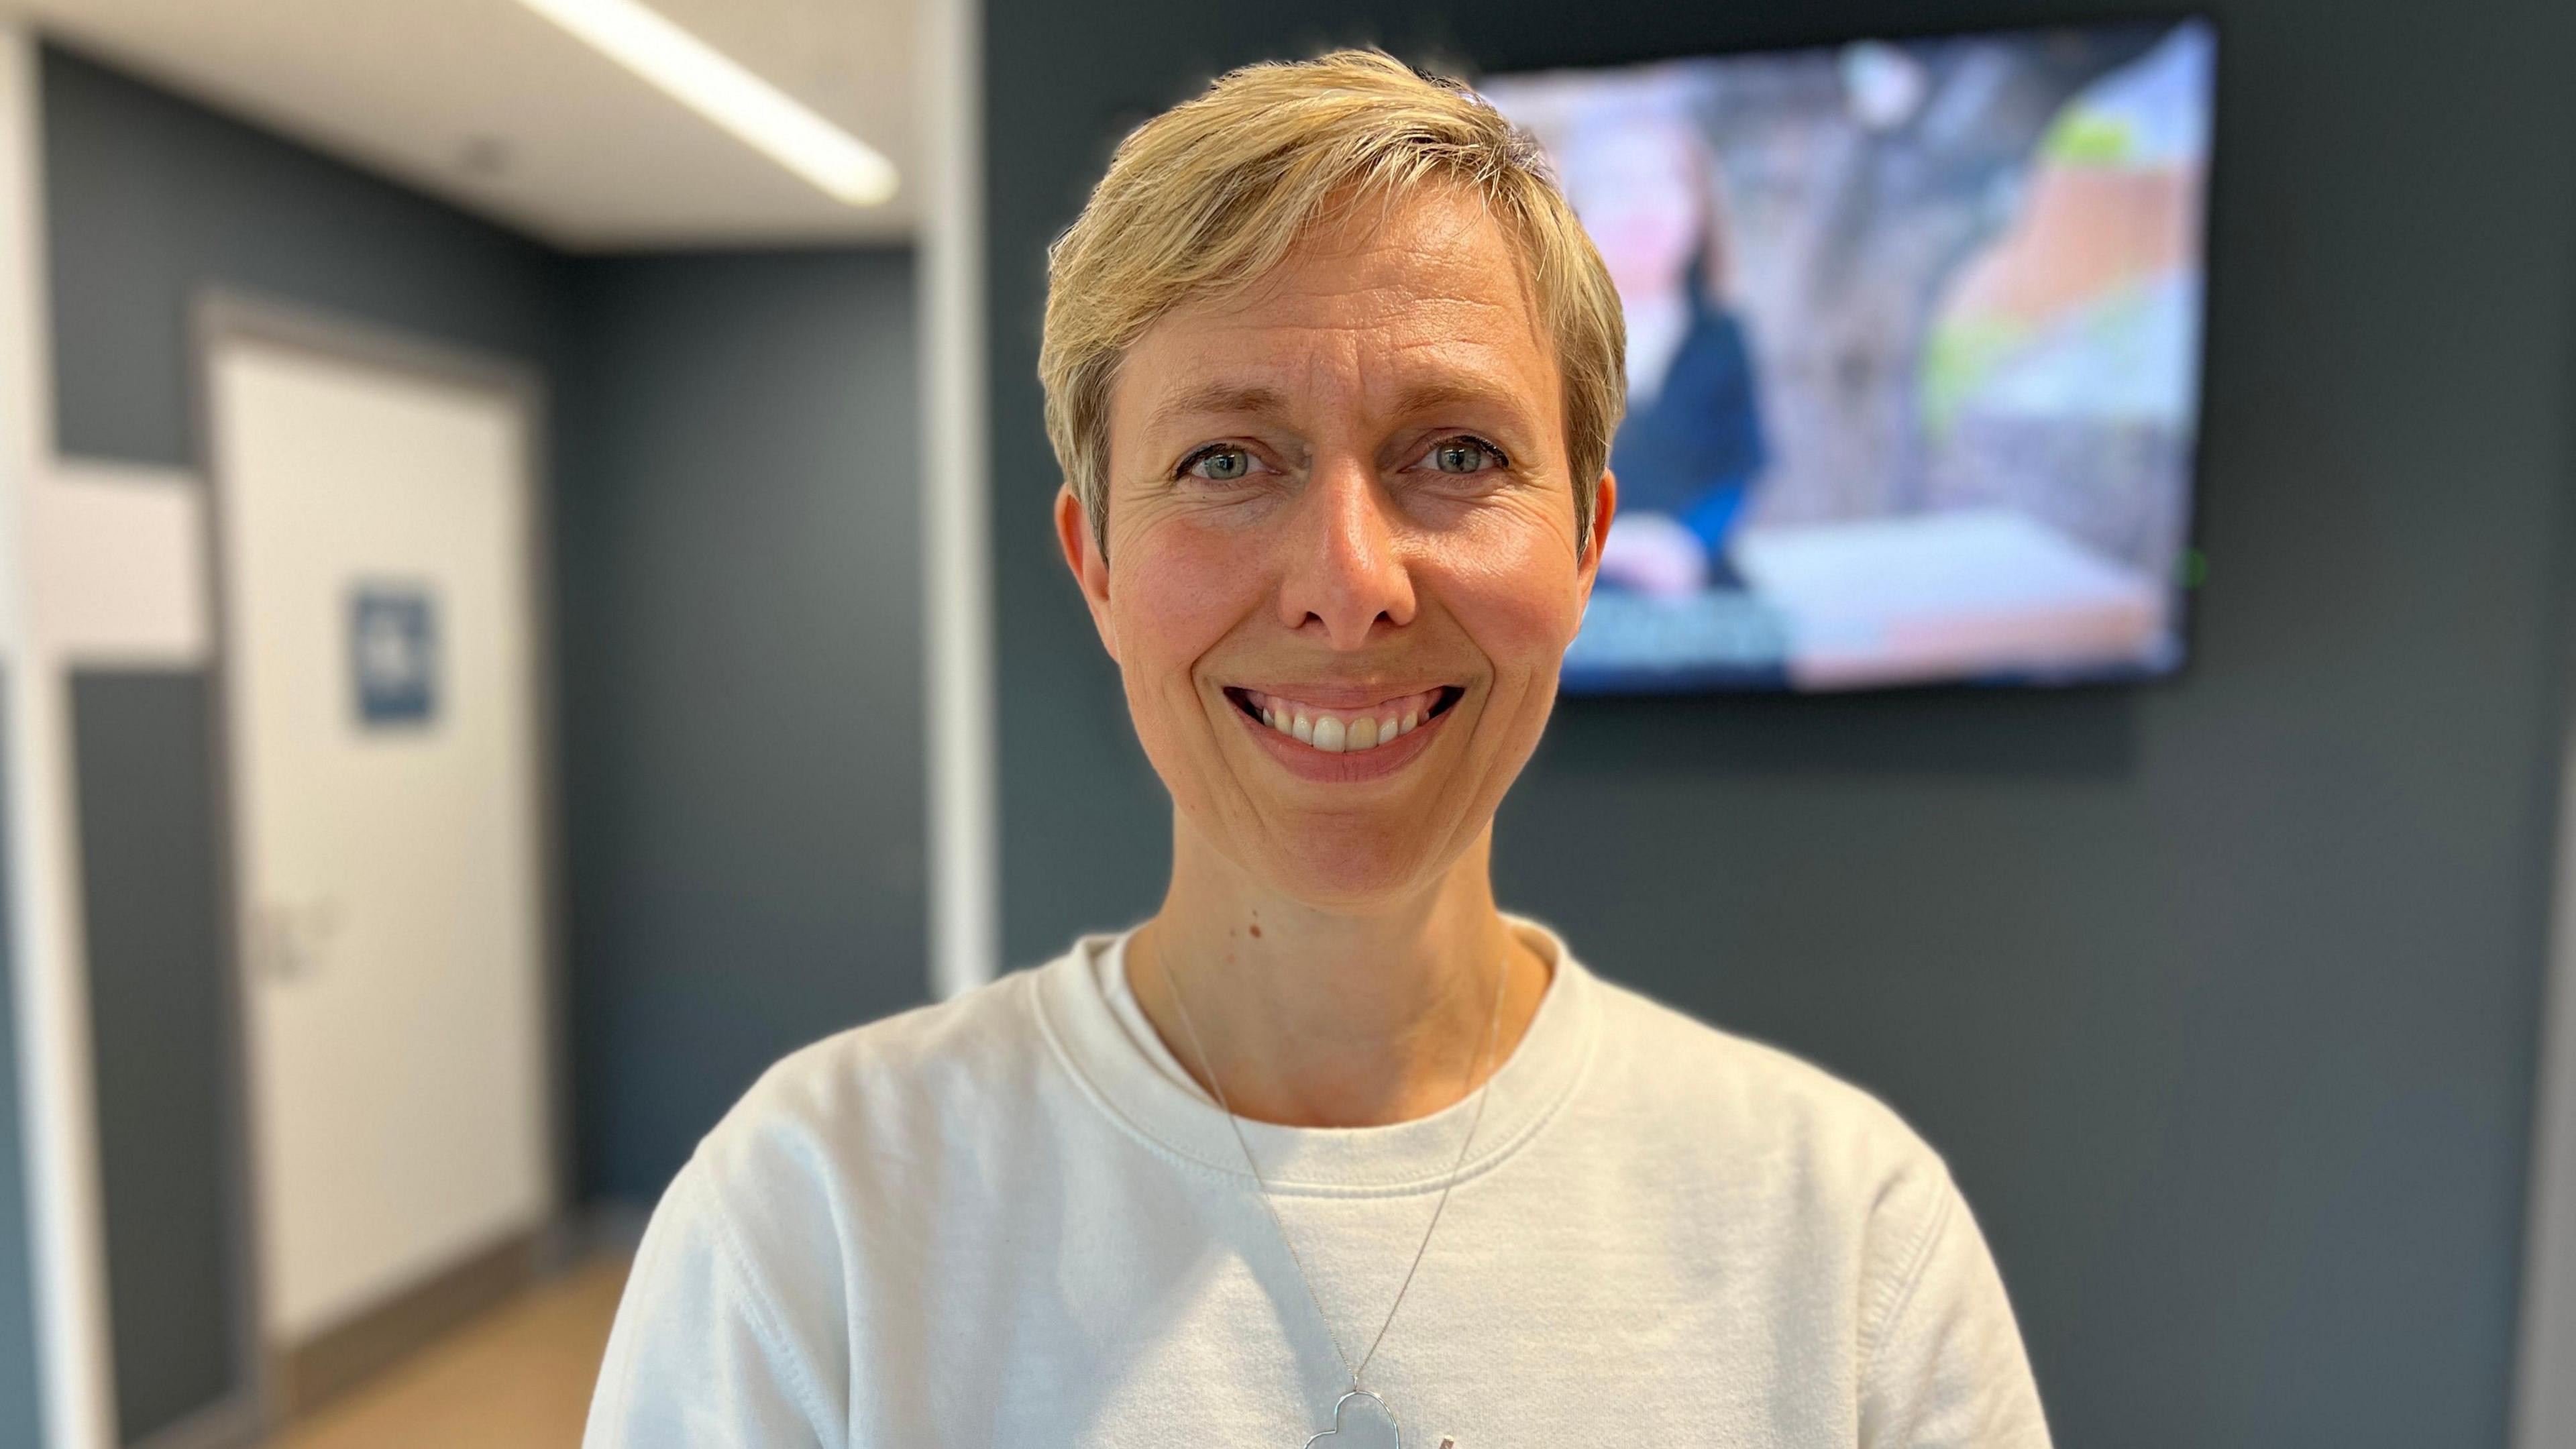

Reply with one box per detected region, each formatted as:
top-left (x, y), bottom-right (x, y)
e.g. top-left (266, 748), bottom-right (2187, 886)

top-left (1484, 18), bottom-right (2215, 692)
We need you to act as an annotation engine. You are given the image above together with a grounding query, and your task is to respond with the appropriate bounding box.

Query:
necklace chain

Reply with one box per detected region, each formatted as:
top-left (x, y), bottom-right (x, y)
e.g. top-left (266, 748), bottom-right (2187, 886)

top-left (1156, 938), bottom-right (1514, 1395)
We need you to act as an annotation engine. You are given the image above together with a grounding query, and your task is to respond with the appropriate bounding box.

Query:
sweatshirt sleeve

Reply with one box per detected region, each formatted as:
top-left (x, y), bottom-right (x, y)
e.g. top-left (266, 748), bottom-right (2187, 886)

top-left (583, 1158), bottom-right (843, 1449)
top-left (1858, 1172), bottom-right (2053, 1449)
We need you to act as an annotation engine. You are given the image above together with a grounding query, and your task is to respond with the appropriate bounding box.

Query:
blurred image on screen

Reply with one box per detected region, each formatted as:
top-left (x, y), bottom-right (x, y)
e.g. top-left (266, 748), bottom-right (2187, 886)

top-left (1485, 17), bottom-right (2215, 692)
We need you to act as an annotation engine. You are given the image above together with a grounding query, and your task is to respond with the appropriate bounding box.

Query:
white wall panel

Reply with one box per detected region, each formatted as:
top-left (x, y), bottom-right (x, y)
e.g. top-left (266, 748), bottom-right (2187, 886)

top-left (33, 462), bottom-right (208, 667)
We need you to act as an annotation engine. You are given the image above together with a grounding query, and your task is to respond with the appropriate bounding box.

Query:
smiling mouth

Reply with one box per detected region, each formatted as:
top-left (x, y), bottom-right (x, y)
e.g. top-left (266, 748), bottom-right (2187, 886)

top-left (1222, 685), bottom-right (1464, 754)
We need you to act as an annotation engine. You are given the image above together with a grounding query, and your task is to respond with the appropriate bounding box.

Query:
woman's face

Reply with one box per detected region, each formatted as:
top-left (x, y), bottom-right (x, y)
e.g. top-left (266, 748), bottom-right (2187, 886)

top-left (1058, 187), bottom-right (1612, 909)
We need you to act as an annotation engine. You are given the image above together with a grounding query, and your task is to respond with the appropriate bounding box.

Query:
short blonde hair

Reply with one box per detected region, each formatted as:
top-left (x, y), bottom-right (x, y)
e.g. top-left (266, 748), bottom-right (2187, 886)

top-left (1040, 48), bottom-right (1627, 553)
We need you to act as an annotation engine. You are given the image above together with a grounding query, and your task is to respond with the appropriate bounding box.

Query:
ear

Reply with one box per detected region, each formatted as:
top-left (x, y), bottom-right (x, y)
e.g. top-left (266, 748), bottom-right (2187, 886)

top-left (1054, 484), bottom-right (1119, 661)
top-left (1574, 470), bottom-right (1617, 611)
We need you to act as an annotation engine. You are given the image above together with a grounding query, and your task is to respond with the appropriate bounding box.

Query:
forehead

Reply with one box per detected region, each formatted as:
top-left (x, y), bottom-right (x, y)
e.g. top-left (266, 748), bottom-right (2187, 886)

top-left (1113, 189), bottom-right (1557, 431)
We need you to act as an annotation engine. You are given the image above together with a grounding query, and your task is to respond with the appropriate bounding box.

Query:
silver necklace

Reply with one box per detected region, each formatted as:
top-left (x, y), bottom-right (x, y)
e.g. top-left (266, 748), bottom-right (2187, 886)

top-left (1157, 941), bottom-right (1513, 1449)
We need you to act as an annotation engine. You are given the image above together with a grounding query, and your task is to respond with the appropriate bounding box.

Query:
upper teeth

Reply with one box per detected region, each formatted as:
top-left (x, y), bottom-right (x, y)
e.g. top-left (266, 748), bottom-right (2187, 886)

top-left (1247, 688), bottom-right (1439, 754)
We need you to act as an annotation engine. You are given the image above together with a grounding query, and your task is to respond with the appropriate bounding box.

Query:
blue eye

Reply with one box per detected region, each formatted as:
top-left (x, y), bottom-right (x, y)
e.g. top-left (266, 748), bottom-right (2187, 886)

top-left (1183, 446), bottom-right (1254, 481)
top-left (1428, 437), bottom-right (1503, 474)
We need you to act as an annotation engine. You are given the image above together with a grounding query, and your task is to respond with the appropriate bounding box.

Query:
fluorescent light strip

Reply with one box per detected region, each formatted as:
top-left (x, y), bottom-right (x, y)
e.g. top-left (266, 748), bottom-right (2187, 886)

top-left (516, 0), bottom-right (897, 206)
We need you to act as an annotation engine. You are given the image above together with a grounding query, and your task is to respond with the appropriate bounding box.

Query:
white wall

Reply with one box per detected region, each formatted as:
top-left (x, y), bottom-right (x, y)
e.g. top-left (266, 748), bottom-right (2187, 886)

top-left (0, 21), bottom-right (119, 1449)
top-left (921, 0), bottom-right (996, 1002)
top-left (2515, 710), bottom-right (2576, 1449)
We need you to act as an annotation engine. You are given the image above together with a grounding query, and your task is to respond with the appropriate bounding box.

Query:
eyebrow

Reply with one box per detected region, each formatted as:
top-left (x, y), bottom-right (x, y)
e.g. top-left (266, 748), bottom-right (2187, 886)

top-left (1393, 377), bottom-right (1525, 419)
top-left (1146, 382), bottom-right (1291, 434)
top-left (1142, 374), bottom-right (1534, 437)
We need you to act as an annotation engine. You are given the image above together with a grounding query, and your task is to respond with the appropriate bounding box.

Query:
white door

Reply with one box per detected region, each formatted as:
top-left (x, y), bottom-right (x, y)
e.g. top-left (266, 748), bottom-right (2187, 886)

top-left (210, 334), bottom-right (553, 1346)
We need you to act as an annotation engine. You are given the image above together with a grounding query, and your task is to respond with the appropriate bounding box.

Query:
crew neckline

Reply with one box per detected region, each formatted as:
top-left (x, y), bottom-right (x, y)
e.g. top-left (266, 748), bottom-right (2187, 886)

top-left (1032, 917), bottom-right (1599, 1197)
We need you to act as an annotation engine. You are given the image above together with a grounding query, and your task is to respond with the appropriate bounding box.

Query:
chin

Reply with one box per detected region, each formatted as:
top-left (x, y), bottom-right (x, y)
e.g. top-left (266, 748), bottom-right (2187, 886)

top-left (1244, 816), bottom-right (1454, 910)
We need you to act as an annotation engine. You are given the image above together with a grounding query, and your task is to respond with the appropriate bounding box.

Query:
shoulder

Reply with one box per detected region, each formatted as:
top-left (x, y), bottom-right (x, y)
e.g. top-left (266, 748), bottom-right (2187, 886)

top-left (1593, 976), bottom-right (1928, 1138)
top-left (689, 959), bottom-right (1061, 1208)
top-left (1582, 971), bottom-right (1957, 1224)
top-left (619, 958), bottom-right (1075, 1367)
top-left (594, 973), bottom-right (1061, 1449)
top-left (1566, 981), bottom-right (2047, 1440)
top-left (1572, 970), bottom-right (1983, 1358)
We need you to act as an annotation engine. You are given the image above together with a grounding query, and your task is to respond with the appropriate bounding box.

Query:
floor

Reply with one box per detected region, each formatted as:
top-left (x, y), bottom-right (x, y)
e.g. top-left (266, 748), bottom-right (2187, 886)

top-left (272, 1256), bottom-right (631, 1449)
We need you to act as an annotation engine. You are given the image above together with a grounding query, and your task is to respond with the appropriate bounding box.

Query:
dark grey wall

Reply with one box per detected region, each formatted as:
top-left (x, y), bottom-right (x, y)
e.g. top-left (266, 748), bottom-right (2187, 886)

top-left (985, 4), bottom-right (2576, 1448)
top-left (70, 673), bottom-right (233, 1444)
top-left (0, 680), bottom-right (43, 1449)
top-left (42, 46), bottom-right (570, 464)
top-left (559, 251), bottom-right (926, 1205)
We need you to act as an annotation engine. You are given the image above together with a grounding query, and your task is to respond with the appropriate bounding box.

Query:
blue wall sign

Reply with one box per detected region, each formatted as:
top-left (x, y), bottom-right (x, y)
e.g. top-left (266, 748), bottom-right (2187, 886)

top-left (351, 585), bottom-right (437, 727)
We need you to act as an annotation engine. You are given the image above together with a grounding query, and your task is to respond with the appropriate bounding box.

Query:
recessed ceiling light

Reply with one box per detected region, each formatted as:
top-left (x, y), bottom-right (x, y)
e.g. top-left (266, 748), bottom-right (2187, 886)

top-left (514, 0), bottom-right (898, 207)
top-left (458, 136), bottom-right (513, 178)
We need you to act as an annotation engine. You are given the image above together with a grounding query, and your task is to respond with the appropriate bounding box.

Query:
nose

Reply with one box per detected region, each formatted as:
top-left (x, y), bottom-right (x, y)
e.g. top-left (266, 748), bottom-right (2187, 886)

top-left (1277, 455), bottom-right (1415, 648)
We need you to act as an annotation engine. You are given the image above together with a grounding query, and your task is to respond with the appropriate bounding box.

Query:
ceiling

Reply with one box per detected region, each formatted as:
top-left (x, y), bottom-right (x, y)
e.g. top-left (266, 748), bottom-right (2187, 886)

top-left (9, 0), bottom-right (916, 249)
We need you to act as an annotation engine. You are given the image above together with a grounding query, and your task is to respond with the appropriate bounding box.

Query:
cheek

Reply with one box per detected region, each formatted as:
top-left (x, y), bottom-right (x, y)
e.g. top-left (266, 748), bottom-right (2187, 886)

top-left (1108, 520), bottom-right (1262, 688)
top-left (1432, 513), bottom-right (1587, 678)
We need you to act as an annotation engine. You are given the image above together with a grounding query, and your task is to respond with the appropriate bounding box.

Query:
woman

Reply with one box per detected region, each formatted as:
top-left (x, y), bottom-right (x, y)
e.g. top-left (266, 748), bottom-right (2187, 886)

top-left (585, 50), bottom-right (2049, 1449)
top-left (1570, 112), bottom-right (1771, 597)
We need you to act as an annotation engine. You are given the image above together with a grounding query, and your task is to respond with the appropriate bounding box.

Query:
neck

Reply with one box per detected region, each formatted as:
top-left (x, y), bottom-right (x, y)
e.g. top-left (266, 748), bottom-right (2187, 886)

top-left (1127, 813), bottom-right (1550, 1128)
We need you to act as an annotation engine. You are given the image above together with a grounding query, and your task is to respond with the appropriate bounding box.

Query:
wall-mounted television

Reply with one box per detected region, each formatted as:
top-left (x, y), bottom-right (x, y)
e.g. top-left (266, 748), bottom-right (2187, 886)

top-left (1484, 17), bottom-right (2215, 693)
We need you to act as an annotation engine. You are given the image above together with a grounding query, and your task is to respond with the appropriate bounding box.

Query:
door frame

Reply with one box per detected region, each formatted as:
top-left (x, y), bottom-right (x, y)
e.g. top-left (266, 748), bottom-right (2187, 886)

top-left (186, 290), bottom-right (568, 1440)
top-left (2518, 669), bottom-right (2576, 1449)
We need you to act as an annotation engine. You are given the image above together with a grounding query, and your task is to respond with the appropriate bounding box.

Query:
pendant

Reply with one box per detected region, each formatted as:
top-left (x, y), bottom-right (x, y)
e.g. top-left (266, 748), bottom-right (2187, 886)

top-left (1304, 1389), bottom-right (1401, 1448)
